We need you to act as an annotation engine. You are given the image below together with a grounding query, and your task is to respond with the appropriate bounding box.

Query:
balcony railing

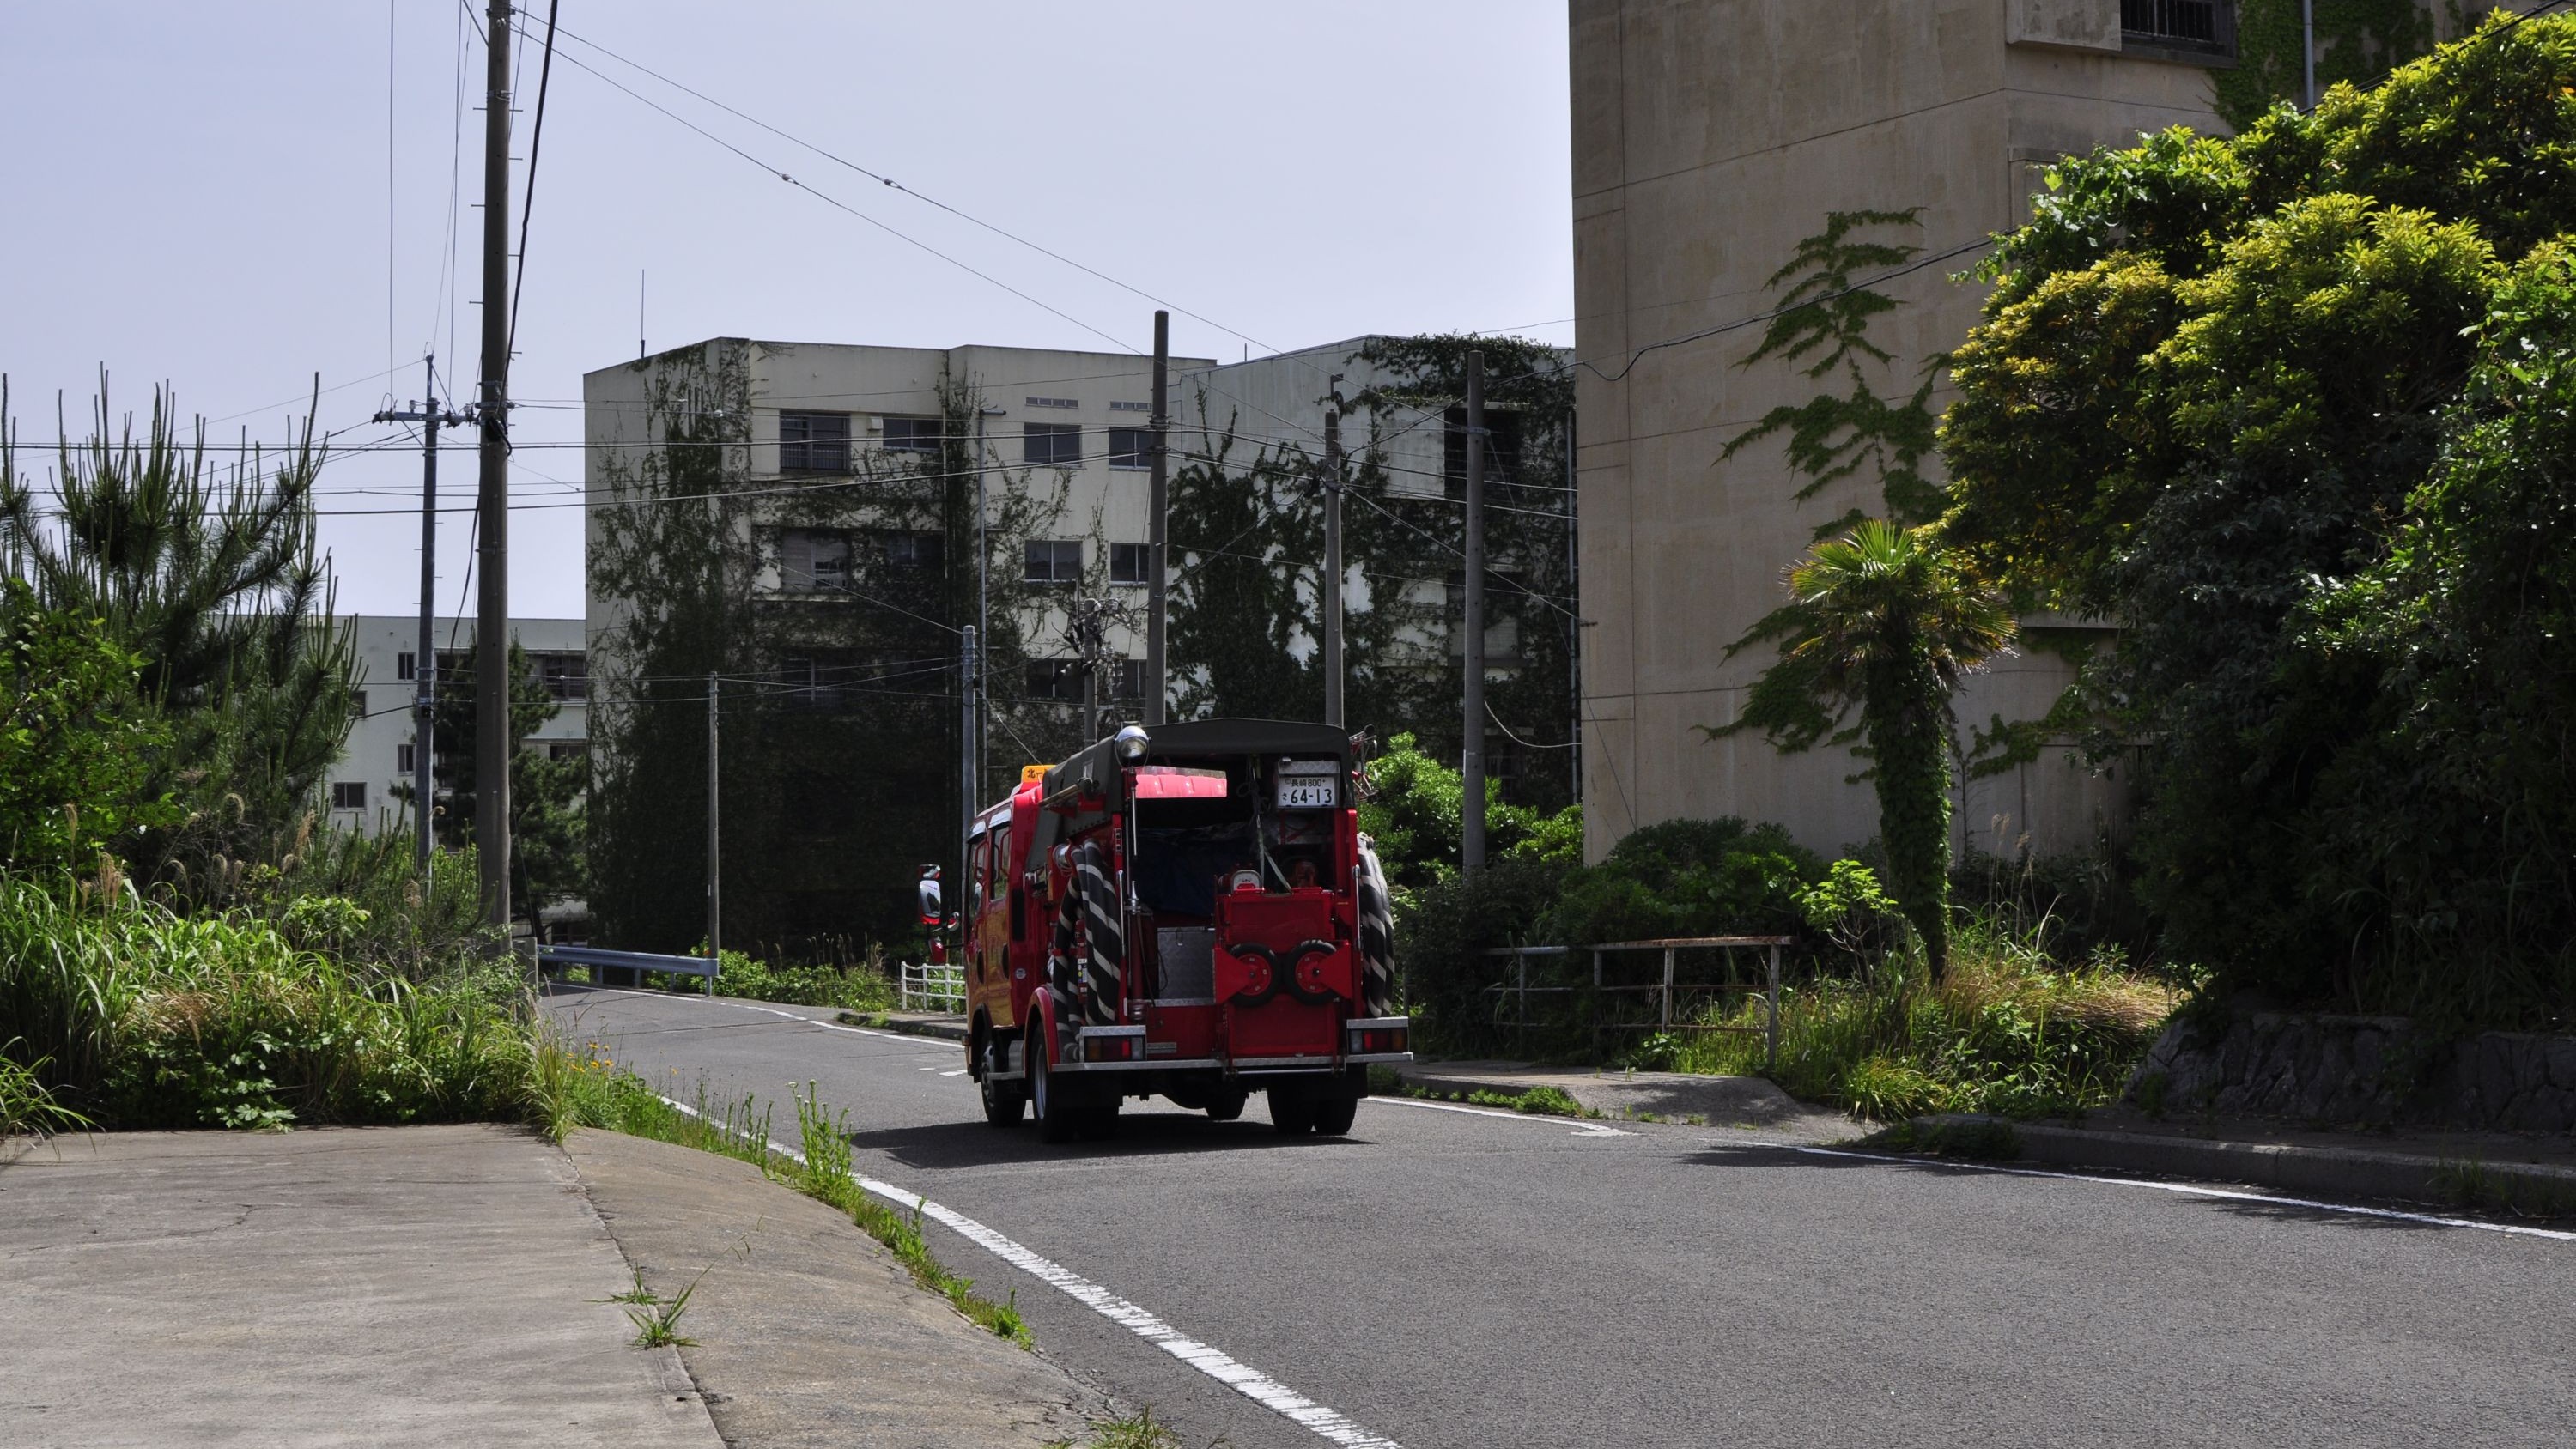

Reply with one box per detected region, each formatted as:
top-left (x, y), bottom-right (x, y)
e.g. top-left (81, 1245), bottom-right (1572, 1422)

top-left (2123, 0), bottom-right (2232, 54)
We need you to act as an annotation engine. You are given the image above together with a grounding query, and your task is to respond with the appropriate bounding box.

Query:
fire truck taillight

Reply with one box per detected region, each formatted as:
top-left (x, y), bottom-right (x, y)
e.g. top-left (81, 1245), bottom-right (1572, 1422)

top-left (1349, 1024), bottom-right (1408, 1055)
top-left (1083, 1034), bottom-right (1137, 1063)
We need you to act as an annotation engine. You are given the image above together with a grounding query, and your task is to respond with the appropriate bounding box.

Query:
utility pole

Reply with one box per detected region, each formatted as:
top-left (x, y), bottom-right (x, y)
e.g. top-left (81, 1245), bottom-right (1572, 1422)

top-left (373, 359), bottom-right (470, 876)
top-left (474, 0), bottom-right (515, 932)
top-left (1461, 349), bottom-right (1487, 877)
top-left (1321, 373), bottom-right (1346, 729)
top-left (1144, 310), bottom-right (1170, 726)
top-left (959, 625), bottom-right (977, 936)
top-left (2302, 0), bottom-right (2317, 110)
top-left (706, 672), bottom-right (720, 960)
top-left (975, 402), bottom-right (1004, 795)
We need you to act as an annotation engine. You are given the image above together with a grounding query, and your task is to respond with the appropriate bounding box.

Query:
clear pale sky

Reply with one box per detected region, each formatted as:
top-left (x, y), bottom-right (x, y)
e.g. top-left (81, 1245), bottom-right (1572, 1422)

top-left (0, 2), bottom-right (1573, 618)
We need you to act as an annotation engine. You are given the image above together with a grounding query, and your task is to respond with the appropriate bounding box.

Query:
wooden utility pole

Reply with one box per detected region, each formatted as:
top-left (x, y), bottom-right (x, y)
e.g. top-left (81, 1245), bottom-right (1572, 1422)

top-left (959, 624), bottom-right (977, 934)
top-left (1144, 310), bottom-right (1170, 726)
top-left (372, 359), bottom-right (469, 876)
top-left (1321, 373), bottom-right (1346, 729)
top-left (707, 672), bottom-right (721, 960)
top-left (1461, 350), bottom-right (1487, 876)
top-left (474, 0), bottom-right (515, 931)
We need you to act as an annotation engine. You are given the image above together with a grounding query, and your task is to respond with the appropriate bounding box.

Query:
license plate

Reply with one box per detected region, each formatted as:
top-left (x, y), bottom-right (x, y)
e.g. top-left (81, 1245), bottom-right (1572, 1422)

top-left (1276, 778), bottom-right (1337, 809)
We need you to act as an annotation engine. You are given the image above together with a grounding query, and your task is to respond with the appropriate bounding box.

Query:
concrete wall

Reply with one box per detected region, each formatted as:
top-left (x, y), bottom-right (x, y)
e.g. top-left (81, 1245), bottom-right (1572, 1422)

top-left (1570, 0), bottom-right (2226, 864)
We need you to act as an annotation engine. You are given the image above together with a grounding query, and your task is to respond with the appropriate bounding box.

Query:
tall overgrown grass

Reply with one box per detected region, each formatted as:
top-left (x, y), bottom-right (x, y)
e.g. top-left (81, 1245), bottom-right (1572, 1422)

top-left (0, 873), bottom-right (531, 1131)
top-left (1664, 914), bottom-right (2186, 1119)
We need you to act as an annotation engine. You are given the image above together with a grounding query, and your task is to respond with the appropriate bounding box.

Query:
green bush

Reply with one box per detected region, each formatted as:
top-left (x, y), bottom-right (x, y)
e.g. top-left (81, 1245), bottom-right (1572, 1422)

top-left (1541, 816), bottom-right (1820, 947)
top-left (0, 875), bottom-right (530, 1129)
top-left (705, 943), bottom-right (896, 1012)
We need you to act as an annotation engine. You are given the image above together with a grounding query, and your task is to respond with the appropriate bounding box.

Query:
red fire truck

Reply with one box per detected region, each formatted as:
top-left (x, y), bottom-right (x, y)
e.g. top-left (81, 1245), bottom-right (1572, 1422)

top-left (962, 718), bottom-right (1411, 1143)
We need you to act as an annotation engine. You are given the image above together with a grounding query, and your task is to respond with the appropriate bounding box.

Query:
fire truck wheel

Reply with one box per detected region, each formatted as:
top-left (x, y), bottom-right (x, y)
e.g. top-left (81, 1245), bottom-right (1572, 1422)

top-left (1204, 1088), bottom-right (1247, 1123)
top-left (979, 1034), bottom-right (1026, 1127)
top-left (1267, 1085), bottom-right (1318, 1136)
top-left (1310, 1091), bottom-right (1360, 1137)
top-left (1030, 1039), bottom-right (1082, 1144)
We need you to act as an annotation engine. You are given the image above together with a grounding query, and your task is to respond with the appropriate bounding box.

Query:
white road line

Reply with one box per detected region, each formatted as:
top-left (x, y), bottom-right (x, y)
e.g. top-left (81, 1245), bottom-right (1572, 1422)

top-left (939, 1070), bottom-right (970, 1077)
top-left (649, 1094), bottom-right (1403, 1448)
top-left (1793, 1146), bottom-right (2576, 1243)
top-left (860, 1177), bottom-right (1403, 1449)
top-left (1372, 1095), bottom-right (1633, 1137)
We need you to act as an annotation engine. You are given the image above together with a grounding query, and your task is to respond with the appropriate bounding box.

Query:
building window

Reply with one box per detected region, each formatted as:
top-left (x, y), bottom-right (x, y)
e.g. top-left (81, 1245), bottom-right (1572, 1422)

top-left (548, 741), bottom-right (588, 762)
top-left (2122, 0), bottom-right (2229, 50)
top-left (530, 651), bottom-right (587, 701)
top-left (396, 651), bottom-right (416, 682)
top-left (1025, 396), bottom-right (1080, 410)
top-left (783, 654), bottom-right (864, 712)
top-left (1107, 427), bottom-right (1151, 470)
top-left (879, 530), bottom-right (945, 571)
top-left (1443, 406), bottom-right (1525, 496)
top-left (1109, 542), bottom-right (1150, 585)
top-left (779, 410), bottom-right (852, 473)
top-left (331, 781), bottom-right (367, 810)
top-left (781, 529), bottom-right (853, 591)
top-left (398, 743), bottom-right (415, 773)
top-left (881, 416), bottom-right (943, 454)
top-left (1109, 400), bottom-right (1151, 414)
top-left (1110, 659), bottom-right (1145, 700)
top-left (1023, 422), bottom-right (1082, 466)
top-left (1025, 659), bottom-right (1082, 700)
top-left (1024, 539), bottom-right (1082, 584)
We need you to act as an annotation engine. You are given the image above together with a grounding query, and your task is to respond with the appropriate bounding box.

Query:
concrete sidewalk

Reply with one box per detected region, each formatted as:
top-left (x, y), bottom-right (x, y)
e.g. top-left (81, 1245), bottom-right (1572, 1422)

top-left (0, 1124), bottom-right (1110, 1449)
top-left (0, 1125), bottom-right (718, 1449)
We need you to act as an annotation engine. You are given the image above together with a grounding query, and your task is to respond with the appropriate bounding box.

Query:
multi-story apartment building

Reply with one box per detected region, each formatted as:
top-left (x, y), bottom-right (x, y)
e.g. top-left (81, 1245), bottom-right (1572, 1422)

top-left (580, 334), bottom-right (1575, 948)
top-left (1570, 0), bottom-right (2242, 864)
top-left (325, 614), bottom-right (588, 836)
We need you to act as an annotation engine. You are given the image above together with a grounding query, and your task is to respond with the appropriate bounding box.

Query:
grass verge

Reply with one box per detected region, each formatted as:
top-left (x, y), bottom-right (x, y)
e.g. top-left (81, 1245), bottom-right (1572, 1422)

top-left (542, 1044), bottom-right (1030, 1347)
top-left (1649, 918), bottom-right (2184, 1121)
top-left (2430, 1159), bottom-right (2576, 1221)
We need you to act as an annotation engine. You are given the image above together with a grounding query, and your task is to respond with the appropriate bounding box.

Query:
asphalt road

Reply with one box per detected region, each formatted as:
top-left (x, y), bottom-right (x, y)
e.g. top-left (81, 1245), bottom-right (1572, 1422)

top-left (543, 985), bottom-right (2576, 1449)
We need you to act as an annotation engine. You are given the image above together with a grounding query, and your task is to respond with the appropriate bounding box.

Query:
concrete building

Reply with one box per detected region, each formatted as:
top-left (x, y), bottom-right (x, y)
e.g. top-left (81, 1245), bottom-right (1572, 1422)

top-left (1569, 0), bottom-right (2242, 863)
top-left (325, 614), bottom-right (588, 836)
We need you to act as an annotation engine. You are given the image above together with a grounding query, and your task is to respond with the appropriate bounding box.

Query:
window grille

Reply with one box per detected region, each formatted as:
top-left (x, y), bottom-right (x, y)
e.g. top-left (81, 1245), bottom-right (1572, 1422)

top-left (2123, 0), bottom-right (2225, 45)
top-left (779, 410), bottom-right (852, 473)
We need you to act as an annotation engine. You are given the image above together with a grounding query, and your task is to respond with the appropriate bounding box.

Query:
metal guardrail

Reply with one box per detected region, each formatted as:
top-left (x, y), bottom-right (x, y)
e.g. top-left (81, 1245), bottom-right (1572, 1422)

top-left (537, 943), bottom-right (718, 996)
top-left (898, 959), bottom-right (965, 1014)
top-left (1482, 936), bottom-right (1794, 1070)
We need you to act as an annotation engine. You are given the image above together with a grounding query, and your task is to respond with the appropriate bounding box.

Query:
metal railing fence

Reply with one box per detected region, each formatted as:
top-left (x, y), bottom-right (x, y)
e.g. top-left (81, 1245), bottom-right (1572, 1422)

top-left (899, 959), bottom-right (966, 1014)
top-left (1482, 936), bottom-right (1795, 1070)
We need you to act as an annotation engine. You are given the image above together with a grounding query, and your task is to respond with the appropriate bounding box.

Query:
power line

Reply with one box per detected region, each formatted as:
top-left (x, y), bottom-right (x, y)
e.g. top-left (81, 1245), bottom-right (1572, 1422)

top-left (504, 2), bottom-right (560, 364)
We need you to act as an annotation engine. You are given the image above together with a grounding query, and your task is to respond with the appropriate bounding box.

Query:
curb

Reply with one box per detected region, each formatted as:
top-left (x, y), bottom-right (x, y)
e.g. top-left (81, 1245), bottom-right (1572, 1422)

top-left (1914, 1113), bottom-right (2576, 1211)
top-left (842, 1011), bottom-right (969, 1042)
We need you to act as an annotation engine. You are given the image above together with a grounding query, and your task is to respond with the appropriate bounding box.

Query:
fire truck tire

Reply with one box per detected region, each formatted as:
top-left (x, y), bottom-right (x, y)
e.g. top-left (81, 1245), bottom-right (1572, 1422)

top-left (1204, 1088), bottom-right (1247, 1123)
top-left (1310, 1091), bottom-right (1360, 1137)
top-left (1267, 1085), bottom-right (1318, 1136)
top-left (1353, 840), bottom-right (1398, 1017)
top-left (979, 1034), bottom-right (1026, 1127)
top-left (1030, 1038), bottom-right (1082, 1144)
top-left (1074, 840), bottom-right (1122, 1024)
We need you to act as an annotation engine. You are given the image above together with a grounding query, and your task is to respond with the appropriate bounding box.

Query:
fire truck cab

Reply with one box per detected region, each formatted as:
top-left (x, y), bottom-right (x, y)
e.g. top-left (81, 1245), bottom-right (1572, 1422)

top-left (963, 718), bottom-right (1410, 1143)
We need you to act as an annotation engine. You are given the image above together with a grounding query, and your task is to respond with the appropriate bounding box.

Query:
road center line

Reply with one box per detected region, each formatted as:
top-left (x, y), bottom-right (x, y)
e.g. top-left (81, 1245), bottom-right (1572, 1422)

top-left (1371, 1095), bottom-right (1633, 1137)
top-left (1791, 1146), bottom-right (2576, 1242)
top-left (650, 1094), bottom-right (1403, 1448)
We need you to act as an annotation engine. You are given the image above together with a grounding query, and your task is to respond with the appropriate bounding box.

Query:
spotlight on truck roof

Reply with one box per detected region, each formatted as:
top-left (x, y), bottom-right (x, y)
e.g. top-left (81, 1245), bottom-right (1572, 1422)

top-left (1114, 724), bottom-right (1151, 766)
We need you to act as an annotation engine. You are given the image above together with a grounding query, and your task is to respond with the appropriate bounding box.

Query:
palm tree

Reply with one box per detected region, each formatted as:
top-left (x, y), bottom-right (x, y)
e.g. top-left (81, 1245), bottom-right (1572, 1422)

top-left (1718, 519), bottom-right (2013, 977)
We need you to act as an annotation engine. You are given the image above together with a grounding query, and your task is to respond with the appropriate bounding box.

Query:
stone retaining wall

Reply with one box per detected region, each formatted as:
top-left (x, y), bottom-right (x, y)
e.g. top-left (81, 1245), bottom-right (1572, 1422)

top-left (2125, 1011), bottom-right (2576, 1133)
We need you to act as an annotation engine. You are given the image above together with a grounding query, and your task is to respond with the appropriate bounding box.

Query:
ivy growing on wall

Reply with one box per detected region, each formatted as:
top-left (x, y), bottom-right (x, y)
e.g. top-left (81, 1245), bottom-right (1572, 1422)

top-left (586, 344), bottom-right (1084, 954)
top-left (1163, 335), bottom-right (1580, 810)
top-left (2214, 0), bottom-right (2439, 129)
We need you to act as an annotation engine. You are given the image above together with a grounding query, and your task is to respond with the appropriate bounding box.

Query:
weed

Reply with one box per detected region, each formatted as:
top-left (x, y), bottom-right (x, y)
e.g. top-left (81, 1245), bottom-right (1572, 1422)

top-left (0, 1041), bottom-right (90, 1139)
top-left (2431, 1160), bottom-right (2576, 1220)
top-left (2132, 1069), bottom-right (2171, 1120)
top-left (625, 1267), bottom-right (705, 1349)
top-left (1048, 1408), bottom-right (1189, 1449)
top-left (603, 1269), bottom-right (659, 1306)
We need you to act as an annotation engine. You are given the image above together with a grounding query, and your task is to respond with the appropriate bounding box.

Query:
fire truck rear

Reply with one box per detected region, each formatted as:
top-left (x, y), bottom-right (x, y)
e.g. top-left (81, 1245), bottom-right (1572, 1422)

top-left (962, 718), bottom-right (1410, 1142)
